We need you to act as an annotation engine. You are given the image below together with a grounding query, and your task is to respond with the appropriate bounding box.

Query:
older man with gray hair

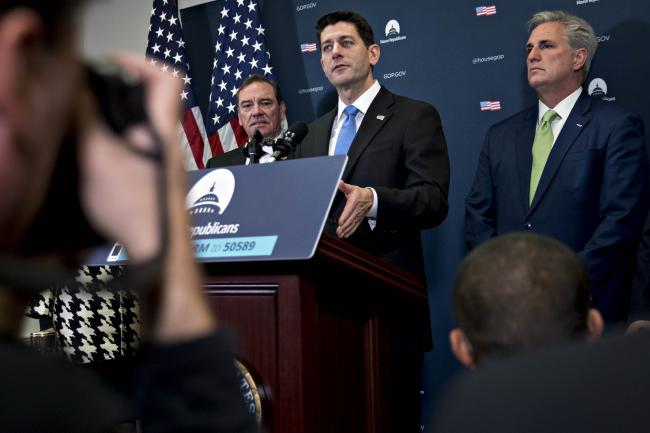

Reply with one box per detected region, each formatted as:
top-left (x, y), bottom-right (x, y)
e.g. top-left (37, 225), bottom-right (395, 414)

top-left (465, 11), bottom-right (649, 325)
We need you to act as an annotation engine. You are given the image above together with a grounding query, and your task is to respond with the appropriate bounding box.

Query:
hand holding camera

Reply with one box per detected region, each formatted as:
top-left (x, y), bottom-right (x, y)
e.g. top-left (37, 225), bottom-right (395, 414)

top-left (78, 54), bottom-right (183, 264)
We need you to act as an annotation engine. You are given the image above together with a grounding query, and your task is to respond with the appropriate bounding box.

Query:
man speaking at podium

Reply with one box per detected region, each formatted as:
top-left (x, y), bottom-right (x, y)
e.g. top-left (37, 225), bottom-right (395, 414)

top-left (206, 74), bottom-right (286, 168)
top-left (295, 10), bottom-right (449, 432)
top-left (296, 10), bottom-right (450, 277)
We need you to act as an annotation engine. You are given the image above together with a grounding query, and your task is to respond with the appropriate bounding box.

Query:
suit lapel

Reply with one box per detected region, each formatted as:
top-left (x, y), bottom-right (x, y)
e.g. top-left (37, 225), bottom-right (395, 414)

top-left (342, 87), bottom-right (393, 180)
top-left (528, 92), bottom-right (591, 214)
top-left (515, 108), bottom-right (538, 215)
top-left (312, 108), bottom-right (337, 157)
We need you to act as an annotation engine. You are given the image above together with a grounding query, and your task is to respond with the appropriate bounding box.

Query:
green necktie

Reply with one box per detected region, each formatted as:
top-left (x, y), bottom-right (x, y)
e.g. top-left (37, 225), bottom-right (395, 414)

top-left (529, 109), bottom-right (559, 204)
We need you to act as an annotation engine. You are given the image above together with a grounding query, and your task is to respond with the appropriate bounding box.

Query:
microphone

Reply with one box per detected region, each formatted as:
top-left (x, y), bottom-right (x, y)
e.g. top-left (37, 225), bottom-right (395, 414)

top-left (272, 122), bottom-right (309, 160)
top-left (242, 129), bottom-right (264, 164)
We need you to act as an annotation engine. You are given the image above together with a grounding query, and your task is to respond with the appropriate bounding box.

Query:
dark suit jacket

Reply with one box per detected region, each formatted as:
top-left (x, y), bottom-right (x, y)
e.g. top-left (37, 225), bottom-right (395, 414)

top-left (630, 211), bottom-right (650, 321)
top-left (295, 86), bottom-right (450, 276)
top-left (0, 332), bottom-right (257, 433)
top-left (432, 332), bottom-right (650, 433)
top-left (465, 91), bottom-right (650, 322)
top-left (206, 148), bottom-right (247, 169)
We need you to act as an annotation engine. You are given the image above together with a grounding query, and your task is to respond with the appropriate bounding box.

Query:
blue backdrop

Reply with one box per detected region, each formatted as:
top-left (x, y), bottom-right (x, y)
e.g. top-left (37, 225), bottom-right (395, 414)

top-left (180, 0), bottom-right (650, 429)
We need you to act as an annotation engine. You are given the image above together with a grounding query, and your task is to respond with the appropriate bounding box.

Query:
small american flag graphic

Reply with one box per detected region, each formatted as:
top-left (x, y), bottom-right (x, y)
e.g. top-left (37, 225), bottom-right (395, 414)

top-left (480, 100), bottom-right (501, 111)
top-left (476, 5), bottom-right (497, 16)
top-left (300, 43), bottom-right (318, 53)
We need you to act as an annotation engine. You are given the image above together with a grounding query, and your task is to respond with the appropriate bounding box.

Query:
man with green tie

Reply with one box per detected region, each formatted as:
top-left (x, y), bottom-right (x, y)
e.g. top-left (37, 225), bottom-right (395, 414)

top-left (465, 10), bottom-right (649, 324)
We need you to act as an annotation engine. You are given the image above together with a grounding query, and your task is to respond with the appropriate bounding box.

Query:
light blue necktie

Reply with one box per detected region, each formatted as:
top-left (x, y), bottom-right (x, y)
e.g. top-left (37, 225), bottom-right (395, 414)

top-left (334, 105), bottom-right (360, 155)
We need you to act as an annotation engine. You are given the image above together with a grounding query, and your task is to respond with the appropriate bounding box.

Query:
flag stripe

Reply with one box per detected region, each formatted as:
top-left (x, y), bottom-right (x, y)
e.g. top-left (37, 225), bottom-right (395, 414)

top-left (196, 109), bottom-right (213, 167)
top-left (231, 118), bottom-right (249, 146)
top-left (218, 124), bottom-right (239, 154)
top-left (182, 109), bottom-right (207, 169)
top-left (180, 129), bottom-right (199, 171)
top-left (209, 133), bottom-right (224, 157)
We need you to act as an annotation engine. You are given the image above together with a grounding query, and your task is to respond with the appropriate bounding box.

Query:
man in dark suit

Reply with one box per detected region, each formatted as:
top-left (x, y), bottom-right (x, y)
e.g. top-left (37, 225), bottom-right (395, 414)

top-left (296, 10), bottom-right (450, 276)
top-left (465, 10), bottom-right (649, 323)
top-left (295, 11), bottom-right (448, 431)
top-left (206, 74), bottom-right (286, 168)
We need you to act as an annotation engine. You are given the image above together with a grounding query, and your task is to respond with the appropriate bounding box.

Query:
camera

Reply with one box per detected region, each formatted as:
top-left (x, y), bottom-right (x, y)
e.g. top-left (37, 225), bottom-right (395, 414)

top-left (19, 63), bottom-right (147, 255)
top-left (86, 62), bottom-right (147, 135)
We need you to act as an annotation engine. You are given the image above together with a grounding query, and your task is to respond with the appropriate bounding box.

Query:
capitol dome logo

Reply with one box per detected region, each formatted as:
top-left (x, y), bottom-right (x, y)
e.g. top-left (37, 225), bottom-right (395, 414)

top-left (588, 78), bottom-right (607, 97)
top-left (186, 169), bottom-right (236, 215)
top-left (380, 19), bottom-right (407, 44)
top-left (588, 77), bottom-right (616, 101)
top-left (385, 20), bottom-right (400, 37)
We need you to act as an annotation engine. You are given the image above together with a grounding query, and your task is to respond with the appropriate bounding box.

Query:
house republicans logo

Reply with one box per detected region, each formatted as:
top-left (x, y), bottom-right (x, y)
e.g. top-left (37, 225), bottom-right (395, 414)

top-left (187, 169), bottom-right (236, 215)
top-left (380, 19), bottom-right (407, 44)
top-left (588, 78), bottom-right (616, 102)
top-left (385, 20), bottom-right (400, 37)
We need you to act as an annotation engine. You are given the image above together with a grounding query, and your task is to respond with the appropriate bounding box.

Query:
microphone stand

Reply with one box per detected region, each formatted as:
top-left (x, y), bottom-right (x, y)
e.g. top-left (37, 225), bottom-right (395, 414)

top-left (245, 130), bottom-right (264, 165)
top-left (247, 142), bottom-right (260, 164)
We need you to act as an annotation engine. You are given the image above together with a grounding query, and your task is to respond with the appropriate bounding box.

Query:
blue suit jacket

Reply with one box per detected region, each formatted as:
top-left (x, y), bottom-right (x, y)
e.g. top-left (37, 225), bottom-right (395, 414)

top-left (465, 91), bottom-right (649, 322)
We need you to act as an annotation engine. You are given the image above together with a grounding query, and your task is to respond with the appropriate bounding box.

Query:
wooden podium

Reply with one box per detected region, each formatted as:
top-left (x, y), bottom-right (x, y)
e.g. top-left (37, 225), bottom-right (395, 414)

top-left (203, 235), bottom-right (428, 433)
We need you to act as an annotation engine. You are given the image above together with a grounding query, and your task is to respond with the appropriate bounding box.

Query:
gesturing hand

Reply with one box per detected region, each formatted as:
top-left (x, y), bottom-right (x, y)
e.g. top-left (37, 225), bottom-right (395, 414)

top-left (336, 181), bottom-right (373, 239)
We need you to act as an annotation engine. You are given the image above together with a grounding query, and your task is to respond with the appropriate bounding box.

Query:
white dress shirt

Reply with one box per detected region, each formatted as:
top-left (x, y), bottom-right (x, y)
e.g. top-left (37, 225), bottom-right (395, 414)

top-left (537, 86), bottom-right (582, 146)
top-left (328, 80), bottom-right (382, 223)
top-left (328, 80), bottom-right (382, 155)
top-left (244, 132), bottom-right (283, 165)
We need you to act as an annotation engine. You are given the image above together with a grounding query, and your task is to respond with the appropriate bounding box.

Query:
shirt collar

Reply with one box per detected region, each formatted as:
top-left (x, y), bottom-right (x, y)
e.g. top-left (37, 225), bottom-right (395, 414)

top-left (537, 86), bottom-right (582, 124)
top-left (336, 80), bottom-right (381, 122)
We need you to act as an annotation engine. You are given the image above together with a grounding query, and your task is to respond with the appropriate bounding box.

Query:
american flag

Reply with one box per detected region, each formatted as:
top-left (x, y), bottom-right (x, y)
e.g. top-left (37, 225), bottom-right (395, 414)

top-left (300, 43), bottom-right (318, 53)
top-left (206, 0), bottom-right (277, 156)
top-left (480, 100), bottom-right (501, 111)
top-left (146, 0), bottom-right (210, 170)
top-left (475, 5), bottom-right (497, 16)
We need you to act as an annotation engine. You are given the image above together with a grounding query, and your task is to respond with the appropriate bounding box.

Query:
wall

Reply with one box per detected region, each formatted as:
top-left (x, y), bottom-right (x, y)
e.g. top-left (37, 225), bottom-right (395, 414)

top-left (80, 0), bottom-right (150, 59)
